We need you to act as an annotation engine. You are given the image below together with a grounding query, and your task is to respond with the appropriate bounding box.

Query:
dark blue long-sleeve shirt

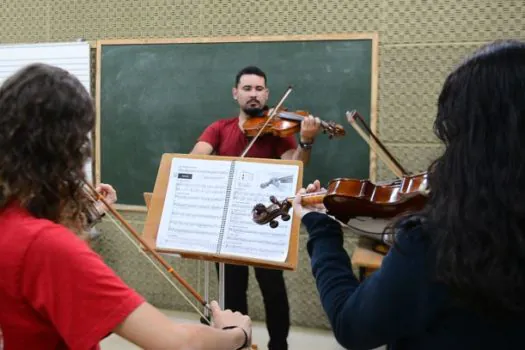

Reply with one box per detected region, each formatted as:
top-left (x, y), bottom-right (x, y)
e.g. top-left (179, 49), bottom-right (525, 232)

top-left (302, 212), bottom-right (525, 350)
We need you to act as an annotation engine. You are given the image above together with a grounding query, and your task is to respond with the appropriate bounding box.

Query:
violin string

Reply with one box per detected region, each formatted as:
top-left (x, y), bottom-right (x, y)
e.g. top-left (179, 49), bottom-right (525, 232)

top-left (341, 220), bottom-right (385, 236)
top-left (103, 212), bottom-right (212, 324)
top-left (279, 111), bottom-right (331, 132)
top-left (276, 111), bottom-right (300, 121)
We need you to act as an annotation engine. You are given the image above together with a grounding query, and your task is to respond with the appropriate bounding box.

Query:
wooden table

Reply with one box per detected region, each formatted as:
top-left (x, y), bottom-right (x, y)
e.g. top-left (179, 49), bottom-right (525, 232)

top-left (351, 237), bottom-right (386, 281)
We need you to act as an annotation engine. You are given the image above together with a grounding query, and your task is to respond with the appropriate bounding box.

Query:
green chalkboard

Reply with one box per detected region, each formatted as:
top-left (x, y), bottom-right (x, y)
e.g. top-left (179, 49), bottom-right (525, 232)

top-left (97, 35), bottom-right (378, 206)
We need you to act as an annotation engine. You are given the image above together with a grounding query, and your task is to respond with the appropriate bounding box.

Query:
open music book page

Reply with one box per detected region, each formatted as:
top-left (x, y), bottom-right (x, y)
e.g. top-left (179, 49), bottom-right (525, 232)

top-left (156, 157), bottom-right (232, 254)
top-left (219, 161), bottom-right (299, 262)
top-left (155, 156), bottom-right (300, 263)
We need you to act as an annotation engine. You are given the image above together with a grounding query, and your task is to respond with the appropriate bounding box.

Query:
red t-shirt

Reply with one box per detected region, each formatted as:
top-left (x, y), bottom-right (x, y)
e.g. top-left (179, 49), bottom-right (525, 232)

top-left (0, 202), bottom-right (145, 350)
top-left (198, 117), bottom-right (297, 158)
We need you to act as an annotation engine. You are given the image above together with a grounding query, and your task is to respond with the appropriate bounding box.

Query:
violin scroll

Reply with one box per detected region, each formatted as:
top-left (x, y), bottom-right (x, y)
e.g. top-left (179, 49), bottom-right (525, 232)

top-left (82, 186), bottom-right (107, 229)
top-left (321, 119), bottom-right (346, 139)
top-left (83, 201), bottom-right (104, 228)
top-left (252, 196), bottom-right (292, 228)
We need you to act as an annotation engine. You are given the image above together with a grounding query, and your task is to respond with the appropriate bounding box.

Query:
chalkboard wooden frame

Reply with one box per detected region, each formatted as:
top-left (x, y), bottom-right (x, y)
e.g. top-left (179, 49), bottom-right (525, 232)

top-left (95, 33), bottom-right (379, 211)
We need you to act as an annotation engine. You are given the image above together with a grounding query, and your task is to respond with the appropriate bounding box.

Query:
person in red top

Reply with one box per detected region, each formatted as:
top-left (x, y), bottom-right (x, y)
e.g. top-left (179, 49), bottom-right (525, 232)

top-left (191, 66), bottom-right (322, 350)
top-left (0, 63), bottom-right (252, 350)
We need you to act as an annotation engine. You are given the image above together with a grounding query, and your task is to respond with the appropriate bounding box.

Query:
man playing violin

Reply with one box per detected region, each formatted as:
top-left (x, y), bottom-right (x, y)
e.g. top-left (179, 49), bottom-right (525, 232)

top-left (191, 65), bottom-right (321, 350)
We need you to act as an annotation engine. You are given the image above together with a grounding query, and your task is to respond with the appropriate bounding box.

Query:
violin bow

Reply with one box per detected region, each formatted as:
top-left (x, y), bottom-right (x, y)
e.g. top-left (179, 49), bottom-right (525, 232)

top-left (240, 86), bottom-right (293, 157)
top-left (83, 182), bottom-right (212, 323)
top-left (346, 110), bottom-right (408, 178)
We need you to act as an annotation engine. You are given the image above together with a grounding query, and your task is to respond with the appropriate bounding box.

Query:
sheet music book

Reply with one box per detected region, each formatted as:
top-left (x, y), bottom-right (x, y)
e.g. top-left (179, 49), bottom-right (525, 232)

top-left (143, 153), bottom-right (303, 270)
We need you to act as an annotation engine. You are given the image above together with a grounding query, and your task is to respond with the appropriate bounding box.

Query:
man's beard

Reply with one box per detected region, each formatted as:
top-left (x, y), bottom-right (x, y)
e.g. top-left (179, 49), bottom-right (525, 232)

top-left (243, 104), bottom-right (268, 118)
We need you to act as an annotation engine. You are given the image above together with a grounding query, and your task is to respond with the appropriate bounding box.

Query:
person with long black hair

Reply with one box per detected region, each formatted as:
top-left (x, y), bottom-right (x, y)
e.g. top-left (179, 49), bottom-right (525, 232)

top-left (293, 40), bottom-right (525, 349)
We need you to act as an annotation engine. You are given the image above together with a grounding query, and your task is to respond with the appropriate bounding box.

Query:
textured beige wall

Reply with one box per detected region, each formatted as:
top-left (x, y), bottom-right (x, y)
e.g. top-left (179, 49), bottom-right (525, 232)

top-left (2, 0), bottom-right (524, 329)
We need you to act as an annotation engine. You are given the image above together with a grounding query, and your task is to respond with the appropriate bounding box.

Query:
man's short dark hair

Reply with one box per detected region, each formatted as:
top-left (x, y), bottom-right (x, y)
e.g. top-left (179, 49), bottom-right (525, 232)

top-left (235, 66), bottom-right (267, 87)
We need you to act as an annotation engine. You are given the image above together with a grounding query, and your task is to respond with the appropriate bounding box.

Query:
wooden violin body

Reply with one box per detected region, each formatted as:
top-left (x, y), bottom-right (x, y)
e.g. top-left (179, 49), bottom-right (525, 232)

top-left (244, 115), bottom-right (300, 138)
top-left (242, 108), bottom-right (346, 139)
top-left (322, 172), bottom-right (428, 223)
top-left (252, 172), bottom-right (429, 228)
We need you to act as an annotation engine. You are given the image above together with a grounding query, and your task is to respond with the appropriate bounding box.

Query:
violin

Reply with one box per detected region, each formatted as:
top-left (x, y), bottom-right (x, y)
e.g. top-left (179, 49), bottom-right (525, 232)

top-left (252, 172), bottom-right (429, 228)
top-left (251, 108), bottom-right (431, 259)
top-left (242, 107), bottom-right (346, 139)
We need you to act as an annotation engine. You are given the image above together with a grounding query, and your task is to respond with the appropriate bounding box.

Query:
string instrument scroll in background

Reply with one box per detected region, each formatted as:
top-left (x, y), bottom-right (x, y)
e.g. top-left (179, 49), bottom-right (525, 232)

top-left (252, 110), bottom-right (430, 243)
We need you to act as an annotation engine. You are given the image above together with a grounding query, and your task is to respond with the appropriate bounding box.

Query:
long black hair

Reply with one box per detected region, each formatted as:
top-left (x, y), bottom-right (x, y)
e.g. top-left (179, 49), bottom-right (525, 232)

top-left (394, 40), bottom-right (525, 317)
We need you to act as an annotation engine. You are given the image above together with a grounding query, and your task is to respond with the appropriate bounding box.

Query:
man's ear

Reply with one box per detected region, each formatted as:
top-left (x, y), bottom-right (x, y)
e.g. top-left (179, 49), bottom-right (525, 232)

top-left (232, 87), bottom-right (238, 100)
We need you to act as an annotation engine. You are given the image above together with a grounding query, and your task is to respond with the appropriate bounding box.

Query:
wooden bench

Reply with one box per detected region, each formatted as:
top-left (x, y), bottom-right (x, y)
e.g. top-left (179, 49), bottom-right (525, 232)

top-left (351, 237), bottom-right (386, 281)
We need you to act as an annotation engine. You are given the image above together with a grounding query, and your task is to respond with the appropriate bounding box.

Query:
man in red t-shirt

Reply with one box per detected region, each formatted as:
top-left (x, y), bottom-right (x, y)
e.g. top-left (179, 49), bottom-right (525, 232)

top-left (191, 66), bottom-right (321, 350)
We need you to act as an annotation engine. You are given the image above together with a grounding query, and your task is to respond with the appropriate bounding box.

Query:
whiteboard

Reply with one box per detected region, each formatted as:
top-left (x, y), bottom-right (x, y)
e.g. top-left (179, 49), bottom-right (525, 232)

top-left (0, 42), bottom-right (93, 182)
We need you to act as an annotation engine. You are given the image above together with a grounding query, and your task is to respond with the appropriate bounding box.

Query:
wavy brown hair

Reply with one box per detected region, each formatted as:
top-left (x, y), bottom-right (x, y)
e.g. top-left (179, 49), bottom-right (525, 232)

top-left (0, 63), bottom-right (95, 234)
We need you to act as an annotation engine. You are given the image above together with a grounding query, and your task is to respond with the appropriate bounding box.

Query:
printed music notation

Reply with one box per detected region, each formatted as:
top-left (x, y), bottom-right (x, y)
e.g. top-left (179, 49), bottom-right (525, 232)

top-left (155, 157), bottom-right (300, 262)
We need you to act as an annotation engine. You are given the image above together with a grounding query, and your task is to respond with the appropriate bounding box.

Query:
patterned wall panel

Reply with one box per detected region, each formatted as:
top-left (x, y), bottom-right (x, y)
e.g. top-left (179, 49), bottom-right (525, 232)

top-left (380, 0), bottom-right (525, 44)
top-left (199, 0), bottom-right (382, 37)
top-left (48, 0), bottom-right (204, 42)
top-left (48, 0), bottom-right (105, 42)
top-left (0, 0), bottom-right (50, 43)
top-left (378, 43), bottom-right (485, 144)
top-left (199, 0), bottom-right (292, 37)
top-left (376, 143), bottom-right (443, 180)
top-left (89, 48), bottom-right (96, 96)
